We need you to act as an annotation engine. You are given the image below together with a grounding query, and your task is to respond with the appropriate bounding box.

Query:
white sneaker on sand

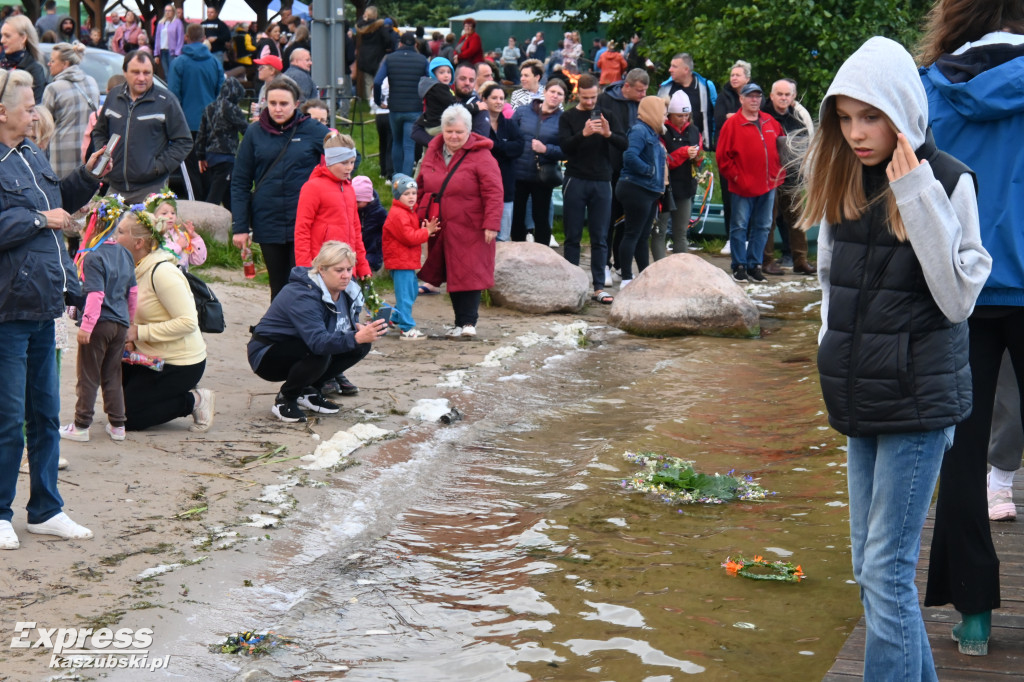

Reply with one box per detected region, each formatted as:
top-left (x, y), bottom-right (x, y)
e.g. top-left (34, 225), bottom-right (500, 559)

top-left (190, 388), bottom-right (215, 433)
top-left (19, 454), bottom-right (69, 474)
top-left (58, 423), bottom-right (89, 442)
top-left (549, 235), bottom-right (560, 247)
top-left (0, 520), bottom-right (19, 549)
top-left (446, 326), bottom-right (463, 338)
top-left (400, 328), bottom-right (426, 340)
top-left (461, 325), bottom-right (477, 337)
top-left (105, 424), bottom-right (126, 441)
top-left (26, 512), bottom-right (93, 540)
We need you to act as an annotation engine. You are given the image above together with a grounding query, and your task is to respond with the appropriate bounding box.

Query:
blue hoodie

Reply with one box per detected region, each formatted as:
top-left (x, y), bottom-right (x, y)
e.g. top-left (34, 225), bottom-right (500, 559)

top-left (169, 42), bottom-right (225, 131)
top-left (922, 36), bottom-right (1024, 306)
top-left (247, 266), bottom-right (365, 371)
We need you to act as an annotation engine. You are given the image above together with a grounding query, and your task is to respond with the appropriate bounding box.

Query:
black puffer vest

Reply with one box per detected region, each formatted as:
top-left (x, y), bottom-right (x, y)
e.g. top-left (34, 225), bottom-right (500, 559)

top-left (818, 131), bottom-right (974, 436)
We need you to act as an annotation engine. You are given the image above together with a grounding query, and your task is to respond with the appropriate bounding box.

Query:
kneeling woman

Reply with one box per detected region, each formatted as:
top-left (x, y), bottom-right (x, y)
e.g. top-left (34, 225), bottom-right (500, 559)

top-left (248, 241), bottom-right (388, 422)
top-left (116, 211), bottom-right (214, 432)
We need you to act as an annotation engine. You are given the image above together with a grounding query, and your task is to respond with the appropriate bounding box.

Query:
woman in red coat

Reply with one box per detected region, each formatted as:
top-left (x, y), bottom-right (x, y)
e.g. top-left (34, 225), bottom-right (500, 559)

top-left (416, 104), bottom-right (503, 338)
top-left (294, 132), bottom-right (371, 277)
top-left (454, 19), bottom-right (483, 65)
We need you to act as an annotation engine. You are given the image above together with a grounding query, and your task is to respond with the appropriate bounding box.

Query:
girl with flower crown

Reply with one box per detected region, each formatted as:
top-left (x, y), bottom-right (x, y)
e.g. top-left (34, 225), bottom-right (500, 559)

top-left (144, 190), bottom-right (207, 271)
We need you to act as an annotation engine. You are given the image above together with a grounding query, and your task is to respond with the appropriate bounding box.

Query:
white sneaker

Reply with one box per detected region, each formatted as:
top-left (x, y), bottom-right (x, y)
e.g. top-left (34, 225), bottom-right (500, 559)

top-left (0, 520), bottom-right (19, 550)
top-left (525, 233), bottom-right (535, 243)
top-left (19, 454), bottom-right (68, 474)
top-left (549, 235), bottom-right (560, 247)
top-left (400, 328), bottom-right (426, 340)
top-left (26, 512), bottom-right (93, 540)
top-left (461, 324), bottom-right (477, 337)
top-left (190, 388), bottom-right (215, 433)
top-left (58, 423), bottom-right (89, 442)
top-left (446, 326), bottom-right (463, 338)
top-left (620, 279), bottom-right (632, 289)
top-left (604, 266), bottom-right (613, 287)
top-left (105, 424), bottom-right (126, 441)
top-left (720, 242), bottom-right (731, 255)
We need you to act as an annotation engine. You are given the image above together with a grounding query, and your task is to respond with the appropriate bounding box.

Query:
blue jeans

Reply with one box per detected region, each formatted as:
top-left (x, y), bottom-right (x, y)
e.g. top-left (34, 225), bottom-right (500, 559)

top-left (391, 269), bottom-right (419, 331)
top-left (729, 189), bottom-right (776, 270)
top-left (0, 320), bottom-right (64, 524)
top-left (389, 111), bottom-right (419, 178)
top-left (498, 202), bottom-right (513, 242)
top-left (847, 427), bottom-right (953, 682)
top-left (562, 177), bottom-right (611, 290)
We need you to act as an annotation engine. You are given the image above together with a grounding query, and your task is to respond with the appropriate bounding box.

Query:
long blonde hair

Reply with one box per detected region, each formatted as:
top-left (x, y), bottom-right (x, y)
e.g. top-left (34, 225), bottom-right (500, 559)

top-left (796, 97), bottom-right (906, 241)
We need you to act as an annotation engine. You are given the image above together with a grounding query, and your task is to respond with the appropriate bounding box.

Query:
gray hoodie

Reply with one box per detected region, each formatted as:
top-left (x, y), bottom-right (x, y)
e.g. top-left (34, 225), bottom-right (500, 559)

top-left (816, 37), bottom-right (991, 342)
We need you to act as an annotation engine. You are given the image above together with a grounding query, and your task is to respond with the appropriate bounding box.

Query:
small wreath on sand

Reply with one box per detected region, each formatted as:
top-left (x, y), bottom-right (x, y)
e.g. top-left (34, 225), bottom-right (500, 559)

top-left (723, 555), bottom-right (806, 582)
top-left (620, 451), bottom-right (771, 505)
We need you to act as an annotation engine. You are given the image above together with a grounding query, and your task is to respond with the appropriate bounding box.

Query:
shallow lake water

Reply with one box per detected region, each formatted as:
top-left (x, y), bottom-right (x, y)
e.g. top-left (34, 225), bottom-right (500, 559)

top-left (200, 282), bottom-right (863, 681)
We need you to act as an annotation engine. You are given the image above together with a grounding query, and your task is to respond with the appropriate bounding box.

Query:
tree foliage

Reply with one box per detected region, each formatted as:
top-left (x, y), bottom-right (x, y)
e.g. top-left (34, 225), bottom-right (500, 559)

top-left (516, 0), bottom-right (934, 111)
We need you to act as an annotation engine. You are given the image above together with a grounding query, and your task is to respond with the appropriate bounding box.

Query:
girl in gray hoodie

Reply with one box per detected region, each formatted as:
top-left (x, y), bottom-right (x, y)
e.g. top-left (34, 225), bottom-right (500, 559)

top-left (798, 37), bottom-right (991, 680)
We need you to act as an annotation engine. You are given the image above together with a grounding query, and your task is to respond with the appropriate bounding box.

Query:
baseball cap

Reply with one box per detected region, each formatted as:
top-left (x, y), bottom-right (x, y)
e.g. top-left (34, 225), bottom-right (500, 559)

top-left (740, 83), bottom-right (763, 96)
top-left (254, 55), bottom-right (284, 72)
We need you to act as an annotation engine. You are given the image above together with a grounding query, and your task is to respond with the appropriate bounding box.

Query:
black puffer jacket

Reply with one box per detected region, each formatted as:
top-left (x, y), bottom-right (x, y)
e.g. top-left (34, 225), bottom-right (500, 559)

top-left (196, 78), bottom-right (249, 159)
top-left (0, 50), bottom-right (48, 103)
top-left (818, 144), bottom-right (974, 436)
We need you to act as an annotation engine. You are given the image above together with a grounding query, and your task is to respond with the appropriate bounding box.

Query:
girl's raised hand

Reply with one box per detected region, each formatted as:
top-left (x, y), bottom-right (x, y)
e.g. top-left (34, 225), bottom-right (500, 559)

top-left (886, 133), bottom-right (923, 182)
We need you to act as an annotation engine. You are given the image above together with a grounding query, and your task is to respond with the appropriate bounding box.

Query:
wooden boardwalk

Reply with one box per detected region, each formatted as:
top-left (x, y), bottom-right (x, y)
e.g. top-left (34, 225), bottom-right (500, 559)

top-left (825, 476), bottom-right (1024, 680)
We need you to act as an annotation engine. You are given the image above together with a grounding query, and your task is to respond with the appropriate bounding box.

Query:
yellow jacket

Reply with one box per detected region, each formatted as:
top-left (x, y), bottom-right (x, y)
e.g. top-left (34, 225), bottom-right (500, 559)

top-left (134, 250), bottom-right (207, 365)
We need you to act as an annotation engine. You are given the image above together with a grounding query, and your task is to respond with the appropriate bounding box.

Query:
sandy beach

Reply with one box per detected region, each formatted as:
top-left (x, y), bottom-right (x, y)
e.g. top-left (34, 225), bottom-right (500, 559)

top-left (0, 261), bottom-right (633, 680)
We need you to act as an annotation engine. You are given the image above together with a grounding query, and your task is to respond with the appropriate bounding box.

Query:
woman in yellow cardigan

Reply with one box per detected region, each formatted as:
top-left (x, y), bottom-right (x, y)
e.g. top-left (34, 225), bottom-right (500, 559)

top-left (115, 211), bottom-right (214, 432)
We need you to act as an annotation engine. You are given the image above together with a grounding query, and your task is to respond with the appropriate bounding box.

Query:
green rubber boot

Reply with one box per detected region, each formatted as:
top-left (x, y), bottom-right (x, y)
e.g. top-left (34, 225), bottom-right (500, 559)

top-left (951, 610), bottom-right (991, 656)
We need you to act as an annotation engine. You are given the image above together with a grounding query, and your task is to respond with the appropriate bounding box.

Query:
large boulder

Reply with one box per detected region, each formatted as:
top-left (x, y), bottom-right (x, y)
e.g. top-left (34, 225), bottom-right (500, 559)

top-left (609, 254), bottom-right (760, 337)
top-left (177, 200), bottom-right (232, 243)
top-left (490, 242), bottom-right (590, 314)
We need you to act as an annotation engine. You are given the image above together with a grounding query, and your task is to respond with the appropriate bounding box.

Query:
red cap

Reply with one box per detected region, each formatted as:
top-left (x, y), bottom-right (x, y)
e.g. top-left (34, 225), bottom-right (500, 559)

top-left (254, 55), bottom-right (283, 71)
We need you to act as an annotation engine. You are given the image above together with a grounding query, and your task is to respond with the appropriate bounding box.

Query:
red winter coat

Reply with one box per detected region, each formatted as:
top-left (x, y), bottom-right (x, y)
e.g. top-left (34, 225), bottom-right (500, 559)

top-left (293, 162), bottom-right (371, 276)
top-left (454, 32), bottom-right (483, 65)
top-left (416, 133), bottom-right (502, 292)
top-left (383, 201), bottom-right (430, 271)
top-left (715, 110), bottom-right (786, 198)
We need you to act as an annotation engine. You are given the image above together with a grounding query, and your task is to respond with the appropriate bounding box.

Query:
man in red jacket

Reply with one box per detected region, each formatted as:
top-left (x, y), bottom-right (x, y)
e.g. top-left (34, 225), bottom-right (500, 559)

top-left (716, 82), bottom-right (785, 283)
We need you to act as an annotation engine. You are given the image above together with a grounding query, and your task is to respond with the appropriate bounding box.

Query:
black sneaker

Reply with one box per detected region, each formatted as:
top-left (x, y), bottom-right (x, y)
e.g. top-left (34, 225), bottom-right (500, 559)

top-left (297, 392), bottom-right (341, 414)
top-left (748, 265), bottom-right (767, 282)
top-left (732, 265), bottom-right (748, 282)
top-left (271, 396), bottom-right (306, 423)
top-left (321, 379), bottom-right (342, 395)
top-left (336, 374), bottom-right (359, 396)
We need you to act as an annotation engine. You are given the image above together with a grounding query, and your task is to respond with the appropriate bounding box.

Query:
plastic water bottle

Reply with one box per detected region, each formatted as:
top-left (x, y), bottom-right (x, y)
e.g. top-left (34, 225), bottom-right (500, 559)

top-left (241, 245), bottom-right (256, 279)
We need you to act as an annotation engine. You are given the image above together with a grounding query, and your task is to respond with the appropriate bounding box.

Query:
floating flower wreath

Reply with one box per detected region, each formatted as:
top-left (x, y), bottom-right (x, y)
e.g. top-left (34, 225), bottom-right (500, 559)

top-left (210, 630), bottom-right (294, 657)
top-left (723, 555), bottom-right (805, 583)
top-left (620, 451), bottom-right (772, 506)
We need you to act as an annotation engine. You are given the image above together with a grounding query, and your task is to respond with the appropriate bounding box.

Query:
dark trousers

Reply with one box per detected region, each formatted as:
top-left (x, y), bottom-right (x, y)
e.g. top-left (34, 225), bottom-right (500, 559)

top-left (184, 131), bottom-right (204, 200)
top-left (450, 290), bottom-right (481, 327)
top-left (122, 360), bottom-right (204, 431)
top-left (376, 113), bottom-right (394, 178)
top-left (719, 173), bottom-right (732, 238)
top-left (255, 336), bottom-right (369, 399)
top-left (75, 320), bottom-right (128, 428)
top-left (511, 180), bottom-right (554, 245)
top-left (615, 180), bottom-right (660, 280)
top-left (561, 177), bottom-right (611, 291)
top-left (608, 168), bottom-right (623, 268)
top-left (260, 241), bottom-right (295, 301)
top-left (924, 310), bottom-right (1016, 614)
top-left (204, 160), bottom-right (233, 211)
top-left (765, 184), bottom-right (808, 265)
top-left (989, 350), bottom-right (1024, 472)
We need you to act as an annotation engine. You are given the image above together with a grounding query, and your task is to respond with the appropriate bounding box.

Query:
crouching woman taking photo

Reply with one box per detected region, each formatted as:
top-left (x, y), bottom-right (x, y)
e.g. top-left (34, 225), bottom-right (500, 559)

top-left (247, 241), bottom-right (388, 423)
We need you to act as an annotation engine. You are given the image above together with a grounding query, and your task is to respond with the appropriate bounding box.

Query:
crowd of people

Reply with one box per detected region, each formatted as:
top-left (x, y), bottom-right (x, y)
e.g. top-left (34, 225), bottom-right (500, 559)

top-left (3, 6), bottom-right (1024, 681)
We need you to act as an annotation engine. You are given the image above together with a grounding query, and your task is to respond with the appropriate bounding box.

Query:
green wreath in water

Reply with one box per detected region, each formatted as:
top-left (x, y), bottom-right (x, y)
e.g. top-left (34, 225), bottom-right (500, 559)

top-left (722, 555), bottom-right (805, 582)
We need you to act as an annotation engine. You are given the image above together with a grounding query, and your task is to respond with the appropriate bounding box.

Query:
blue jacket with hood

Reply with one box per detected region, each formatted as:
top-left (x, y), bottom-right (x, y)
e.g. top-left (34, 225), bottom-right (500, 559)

top-left (922, 36), bottom-right (1024, 306)
top-left (247, 266), bottom-right (365, 371)
top-left (169, 42), bottom-right (225, 132)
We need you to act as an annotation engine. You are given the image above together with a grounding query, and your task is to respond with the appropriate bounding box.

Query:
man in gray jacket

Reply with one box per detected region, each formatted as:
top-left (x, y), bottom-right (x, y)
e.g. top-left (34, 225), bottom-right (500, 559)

top-left (92, 51), bottom-right (192, 202)
top-left (284, 49), bottom-right (317, 102)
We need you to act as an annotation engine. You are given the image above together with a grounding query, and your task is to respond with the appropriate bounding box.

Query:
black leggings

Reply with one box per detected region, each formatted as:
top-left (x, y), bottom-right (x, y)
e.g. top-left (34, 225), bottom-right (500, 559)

top-left (925, 309), bottom-right (1023, 613)
top-left (511, 180), bottom-right (554, 245)
top-left (615, 180), bottom-right (660, 280)
top-left (122, 360), bottom-right (205, 431)
top-left (255, 336), bottom-right (370, 399)
top-left (260, 241), bottom-right (295, 301)
top-left (449, 290), bottom-right (481, 327)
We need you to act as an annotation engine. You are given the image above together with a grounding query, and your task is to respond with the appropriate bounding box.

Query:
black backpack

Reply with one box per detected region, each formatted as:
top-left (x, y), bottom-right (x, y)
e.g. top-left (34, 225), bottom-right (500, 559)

top-left (151, 261), bottom-right (226, 334)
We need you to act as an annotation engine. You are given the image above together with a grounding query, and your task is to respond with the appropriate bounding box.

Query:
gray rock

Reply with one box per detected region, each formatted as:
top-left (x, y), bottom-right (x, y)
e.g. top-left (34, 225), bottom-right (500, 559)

top-left (490, 242), bottom-right (590, 314)
top-left (176, 200), bottom-right (232, 243)
top-left (609, 254), bottom-right (760, 337)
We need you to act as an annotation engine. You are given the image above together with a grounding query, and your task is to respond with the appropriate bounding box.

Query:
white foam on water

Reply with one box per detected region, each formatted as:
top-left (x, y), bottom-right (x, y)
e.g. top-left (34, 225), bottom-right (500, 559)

top-left (477, 345), bottom-right (519, 367)
top-left (498, 373), bottom-right (531, 382)
top-left (301, 423), bottom-right (391, 470)
top-left (437, 369), bottom-right (468, 387)
top-left (407, 398), bottom-right (451, 422)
